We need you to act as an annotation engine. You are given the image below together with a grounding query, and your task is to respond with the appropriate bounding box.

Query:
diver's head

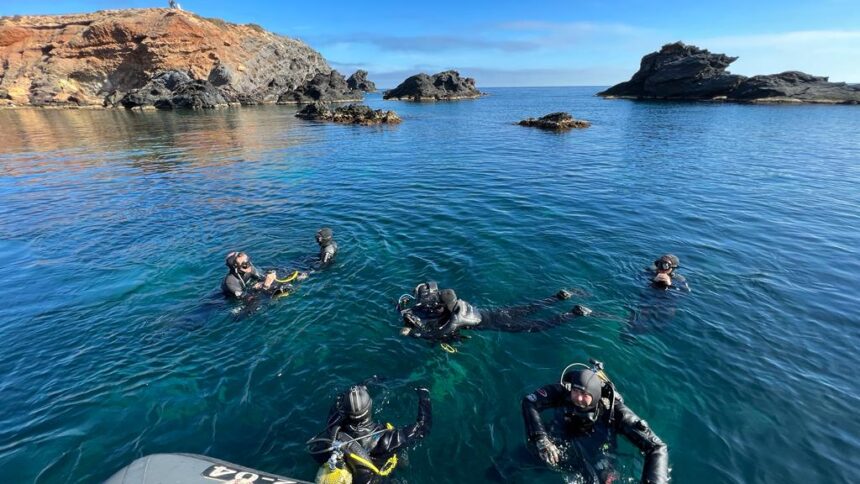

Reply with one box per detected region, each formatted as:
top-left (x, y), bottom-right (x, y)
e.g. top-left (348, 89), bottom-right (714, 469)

top-left (562, 369), bottom-right (603, 413)
top-left (316, 227), bottom-right (333, 246)
top-left (226, 251), bottom-right (252, 273)
top-left (654, 254), bottom-right (679, 274)
top-left (652, 272), bottom-right (672, 289)
top-left (440, 289), bottom-right (458, 312)
top-left (342, 385), bottom-right (372, 424)
top-left (415, 281), bottom-right (439, 299)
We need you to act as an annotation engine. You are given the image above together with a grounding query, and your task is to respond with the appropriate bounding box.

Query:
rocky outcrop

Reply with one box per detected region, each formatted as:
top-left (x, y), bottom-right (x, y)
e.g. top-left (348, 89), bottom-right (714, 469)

top-left (0, 8), bottom-right (332, 107)
top-left (347, 69), bottom-right (375, 92)
top-left (276, 70), bottom-right (362, 104)
top-left (518, 112), bottom-right (590, 131)
top-left (295, 102), bottom-right (401, 125)
top-left (728, 71), bottom-right (860, 104)
top-left (599, 42), bottom-right (860, 104)
top-left (383, 70), bottom-right (481, 101)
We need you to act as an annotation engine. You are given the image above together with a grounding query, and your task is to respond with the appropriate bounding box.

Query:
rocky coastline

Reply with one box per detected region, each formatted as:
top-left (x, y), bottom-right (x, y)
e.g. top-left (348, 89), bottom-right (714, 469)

top-left (599, 42), bottom-right (860, 104)
top-left (0, 9), bottom-right (371, 109)
top-left (383, 70), bottom-right (482, 101)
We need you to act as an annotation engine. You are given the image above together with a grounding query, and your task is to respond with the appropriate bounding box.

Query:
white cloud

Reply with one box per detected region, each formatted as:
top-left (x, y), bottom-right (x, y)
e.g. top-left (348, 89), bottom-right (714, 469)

top-left (693, 30), bottom-right (860, 82)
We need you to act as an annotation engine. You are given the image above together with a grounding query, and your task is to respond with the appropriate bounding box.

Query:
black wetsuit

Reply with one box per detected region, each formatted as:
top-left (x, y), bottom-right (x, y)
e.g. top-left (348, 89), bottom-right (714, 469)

top-left (623, 271), bottom-right (689, 339)
top-left (522, 383), bottom-right (668, 484)
top-left (221, 264), bottom-right (265, 299)
top-left (403, 294), bottom-right (574, 342)
top-left (309, 389), bottom-right (432, 484)
top-left (319, 240), bottom-right (338, 267)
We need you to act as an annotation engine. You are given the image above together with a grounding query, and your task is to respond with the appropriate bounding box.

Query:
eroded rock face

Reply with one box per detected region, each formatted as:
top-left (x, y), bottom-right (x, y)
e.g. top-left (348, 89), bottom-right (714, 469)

top-left (346, 70), bottom-right (376, 92)
top-left (518, 112), bottom-right (590, 131)
top-left (383, 70), bottom-right (481, 101)
top-left (0, 8), bottom-right (332, 107)
top-left (598, 42), bottom-right (743, 99)
top-left (728, 71), bottom-right (860, 104)
top-left (277, 71), bottom-right (363, 104)
top-left (599, 42), bottom-right (860, 104)
top-left (295, 102), bottom-right (400, 125)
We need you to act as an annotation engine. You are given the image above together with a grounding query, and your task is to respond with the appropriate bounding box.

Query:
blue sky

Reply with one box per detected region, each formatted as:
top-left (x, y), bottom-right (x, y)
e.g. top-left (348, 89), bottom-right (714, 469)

top-left (3, 0), bottom-right (859, 87)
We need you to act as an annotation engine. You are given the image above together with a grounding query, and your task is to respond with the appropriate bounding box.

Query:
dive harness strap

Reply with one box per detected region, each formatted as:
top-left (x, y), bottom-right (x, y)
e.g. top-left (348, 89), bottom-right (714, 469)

top-left (275, 270), bottom-right (300, 284)
top-left (345, 423), bottom-right (398, 476)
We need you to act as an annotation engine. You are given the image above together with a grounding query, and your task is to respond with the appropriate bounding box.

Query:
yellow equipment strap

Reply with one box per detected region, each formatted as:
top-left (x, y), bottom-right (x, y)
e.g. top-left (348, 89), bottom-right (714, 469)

top-left (440, 343), bottom-right (457, 353)
top-left (347, 454), bottom-right (398, 476)
top-left (275, 270), bottom-right (300, 284)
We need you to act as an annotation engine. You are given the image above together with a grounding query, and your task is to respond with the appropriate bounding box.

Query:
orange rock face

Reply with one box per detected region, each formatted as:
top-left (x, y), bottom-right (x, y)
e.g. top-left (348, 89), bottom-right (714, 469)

top-left (0, 8), bottom-right (331, 107)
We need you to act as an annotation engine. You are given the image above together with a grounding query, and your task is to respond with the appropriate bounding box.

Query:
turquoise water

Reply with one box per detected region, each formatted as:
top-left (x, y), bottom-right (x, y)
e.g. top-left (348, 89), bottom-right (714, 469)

top-left (0, 88), bottom-right (858, 483)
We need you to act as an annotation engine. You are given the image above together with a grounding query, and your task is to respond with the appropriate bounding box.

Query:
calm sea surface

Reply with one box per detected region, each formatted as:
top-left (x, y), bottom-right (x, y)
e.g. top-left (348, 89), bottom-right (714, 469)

top-left (0, 87), bottom-right (858, 483)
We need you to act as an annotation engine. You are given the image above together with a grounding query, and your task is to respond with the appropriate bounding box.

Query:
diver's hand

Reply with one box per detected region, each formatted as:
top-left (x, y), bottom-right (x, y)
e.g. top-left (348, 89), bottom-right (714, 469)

top-left (263, 271), bottom-right (276, 289)
top-left (536, 436), bottom-right (561, 466)
top-left (297, 272), bottom-right (309, 281)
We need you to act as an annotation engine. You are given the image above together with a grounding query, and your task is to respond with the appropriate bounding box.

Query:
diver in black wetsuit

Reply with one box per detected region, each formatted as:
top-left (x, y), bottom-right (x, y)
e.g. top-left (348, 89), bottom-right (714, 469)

top-left (221, 251), bottom-right (307, 300)
top-left (397, 282), bottom-right (590, 342)
top-left (521, 361), bottom-right (668, 484)
top-left (308, 384), bottom-right (432, 484)
top-left (650, 254), bottom-right (689, 292)
top-left (624, 254), bottom-right (690, 339)
top-left (315, 227), bottom-right (338, 267)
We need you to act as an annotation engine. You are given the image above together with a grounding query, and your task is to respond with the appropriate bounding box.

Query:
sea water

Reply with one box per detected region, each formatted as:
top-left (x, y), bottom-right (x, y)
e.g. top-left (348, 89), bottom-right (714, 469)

top-left (0, 88), bottom-right (858, 483)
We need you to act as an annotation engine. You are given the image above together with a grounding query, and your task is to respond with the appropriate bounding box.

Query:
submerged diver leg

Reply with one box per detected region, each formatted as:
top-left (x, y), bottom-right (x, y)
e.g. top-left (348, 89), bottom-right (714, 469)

top-left (479, 310), bottom-right (578, 333)
top-left (495, 291), bottom-right (578, 320)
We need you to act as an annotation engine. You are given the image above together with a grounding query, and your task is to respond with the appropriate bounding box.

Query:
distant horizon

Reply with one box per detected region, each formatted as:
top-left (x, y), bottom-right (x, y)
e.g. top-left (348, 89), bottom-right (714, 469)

top-left (2, 1), bottom-right (859, 86)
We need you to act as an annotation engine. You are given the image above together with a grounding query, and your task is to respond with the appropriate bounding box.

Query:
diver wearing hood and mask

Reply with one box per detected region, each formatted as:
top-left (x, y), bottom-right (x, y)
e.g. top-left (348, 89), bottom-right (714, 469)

top-left (316, 228), bottom-right (338, 267)
top-left (521, 361), bottom-right (668, 484)
top-left (308, 383), bottom-right (432, 484)
top-left (398, 282), bottom-right (590, 342)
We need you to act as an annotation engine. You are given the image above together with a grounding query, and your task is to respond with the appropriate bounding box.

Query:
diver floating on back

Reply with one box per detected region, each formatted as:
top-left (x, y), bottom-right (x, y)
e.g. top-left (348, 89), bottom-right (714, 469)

top-left (397, 281), bottom-right (592, 343)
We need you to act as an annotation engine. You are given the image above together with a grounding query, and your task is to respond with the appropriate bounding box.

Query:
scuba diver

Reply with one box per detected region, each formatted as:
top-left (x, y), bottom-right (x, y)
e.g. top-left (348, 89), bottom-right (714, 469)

top-left (221, 251), bottom-right (308, 300)
top-left (521, 360), bottom-right (668, 484)
top-left (650, 254), bottom-right (689, 292)
top-left (624, 255), bottom-right (690, 340)
top-left (397, 281), bottom-right (591, 342)
top-left (308, 383), bottom-right (431, 484)
top-left (316, 227), bottom-right (338, 267)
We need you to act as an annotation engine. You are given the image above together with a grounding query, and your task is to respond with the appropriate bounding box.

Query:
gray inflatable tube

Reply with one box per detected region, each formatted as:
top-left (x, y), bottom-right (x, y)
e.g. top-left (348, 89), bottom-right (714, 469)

top-left (104, 453), bottom-right (313, 484)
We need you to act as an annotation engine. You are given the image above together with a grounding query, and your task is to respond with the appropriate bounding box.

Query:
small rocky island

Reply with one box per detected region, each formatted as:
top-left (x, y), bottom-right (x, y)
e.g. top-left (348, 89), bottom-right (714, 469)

top-left (599, 42), bottom-right (860, 104)
top-left (518, 112), bottom-right (590, 131)
top-left (347, 70), bottom-right (376, 92)
top-left (383, 70), bottom-right (482, 101)
top-left (295, 102), bottom-right (401, 125)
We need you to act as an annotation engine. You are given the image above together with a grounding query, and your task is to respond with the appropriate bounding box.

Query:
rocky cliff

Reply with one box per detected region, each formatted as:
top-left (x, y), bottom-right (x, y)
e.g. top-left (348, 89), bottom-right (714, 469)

top-left (599, 42), bottom-right (860, 104)
top-left (0, 8), bottom-right (334, 107)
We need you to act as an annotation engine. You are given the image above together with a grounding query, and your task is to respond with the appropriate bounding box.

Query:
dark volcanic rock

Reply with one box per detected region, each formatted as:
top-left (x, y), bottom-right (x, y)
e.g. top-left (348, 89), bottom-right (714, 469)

top-left (347, 70), bottom-right (376, 92)
top-left (295, 102), bottom-right (401, 125)
top-left (118, 71), bottom-right (226, 110)
top-left (518, 112), bottom-right (590, 131)
top-left (600, 42), bottom-right (860, 104)
top-left (277, 71), bottom-right (363, 104)
top-left (728, 71), bottom-right (860, 104)
top-left (383, 70), bottom-right (481, 101)
top-left (599, 42), bottom-right (743, 99)
top-left (155, 80), bottom-right (228, 110)
top-left (119, 70), bottom-right (192, 109)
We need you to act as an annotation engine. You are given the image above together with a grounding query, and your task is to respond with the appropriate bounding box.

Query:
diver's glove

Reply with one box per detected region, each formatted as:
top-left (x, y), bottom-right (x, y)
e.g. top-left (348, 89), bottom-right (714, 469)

top-left (536, 436), bottom-right (561, 466)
